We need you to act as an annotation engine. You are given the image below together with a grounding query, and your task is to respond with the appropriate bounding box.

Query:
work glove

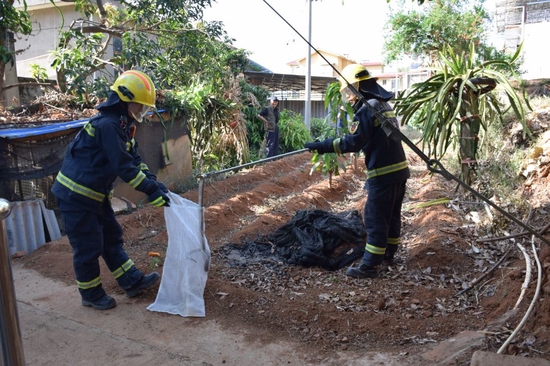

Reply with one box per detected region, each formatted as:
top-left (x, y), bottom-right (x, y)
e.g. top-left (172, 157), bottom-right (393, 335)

top-left (148, 186), bottom-right (170, 207)
top-left (143, 171), bottom-right (168, 193)
top-left (156, 181), bottom-right (169, 193)
top-left (304, 138), bottom-right (334, 155)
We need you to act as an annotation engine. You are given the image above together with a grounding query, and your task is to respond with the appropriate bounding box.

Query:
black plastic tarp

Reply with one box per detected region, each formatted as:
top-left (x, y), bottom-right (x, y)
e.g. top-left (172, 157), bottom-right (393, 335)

top-left (271, 209), bottom-right (366, 270)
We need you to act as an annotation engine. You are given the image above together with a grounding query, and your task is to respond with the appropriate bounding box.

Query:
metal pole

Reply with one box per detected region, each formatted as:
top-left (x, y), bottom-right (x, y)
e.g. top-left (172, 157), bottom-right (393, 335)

top-left (0, 198), bottom-right (26, 365)
top-left (199, 148), bottom-right (309, 180)
top-left (304, 0), bottom-right (312, 131)
top-left (196, 149), bottom-right (309, 223)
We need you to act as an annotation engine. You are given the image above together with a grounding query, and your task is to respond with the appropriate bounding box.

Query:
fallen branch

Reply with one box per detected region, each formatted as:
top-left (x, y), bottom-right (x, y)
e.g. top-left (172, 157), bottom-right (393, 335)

top-left (477, 221), bottom-right (550, 243)
top-left (453, 245), bottom-right (512, 297)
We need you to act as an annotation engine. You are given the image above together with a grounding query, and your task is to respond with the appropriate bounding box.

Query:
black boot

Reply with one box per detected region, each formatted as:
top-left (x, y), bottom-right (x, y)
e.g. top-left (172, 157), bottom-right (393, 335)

top-left (346, 263), bottom-right (378, 279)
top-left (126, 272), bottom-right (160, 298)
top-left (82, 294), bottom-right (117, 310)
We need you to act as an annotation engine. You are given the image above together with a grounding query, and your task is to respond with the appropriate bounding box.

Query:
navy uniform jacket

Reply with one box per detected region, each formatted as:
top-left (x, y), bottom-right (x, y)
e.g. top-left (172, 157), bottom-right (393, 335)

top-left (52, 92), bottom-right (159, 213)
top-left (333, 99), bottom-right (410, 187)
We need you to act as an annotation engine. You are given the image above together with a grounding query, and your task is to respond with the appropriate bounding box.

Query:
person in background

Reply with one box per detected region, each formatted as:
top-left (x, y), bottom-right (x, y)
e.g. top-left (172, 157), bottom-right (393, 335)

top-left (51, 70), bottom-right (170, 310)
top-left (258, 96), bottom-right (280, 157)
top-left (304, 64), bottom-right (410, 279)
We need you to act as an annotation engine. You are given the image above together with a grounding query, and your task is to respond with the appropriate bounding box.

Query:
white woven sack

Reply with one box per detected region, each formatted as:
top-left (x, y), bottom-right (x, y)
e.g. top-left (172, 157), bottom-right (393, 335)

top-left (147, 192), bottom-right (210, 317)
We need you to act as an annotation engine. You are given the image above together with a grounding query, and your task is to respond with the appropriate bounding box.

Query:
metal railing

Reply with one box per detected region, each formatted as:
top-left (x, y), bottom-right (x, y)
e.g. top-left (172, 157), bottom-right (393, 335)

top-left (196, 149), bottom-right (309, 272)
top-left (197, 148), bottom-right (309, 207)
top-left (0, 198), bottom-right (26, 365)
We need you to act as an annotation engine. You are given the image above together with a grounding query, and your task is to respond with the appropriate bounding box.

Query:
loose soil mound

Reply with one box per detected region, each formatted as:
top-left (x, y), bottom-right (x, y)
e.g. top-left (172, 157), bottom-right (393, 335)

top-left (20, 150), bottom-right (550, 362)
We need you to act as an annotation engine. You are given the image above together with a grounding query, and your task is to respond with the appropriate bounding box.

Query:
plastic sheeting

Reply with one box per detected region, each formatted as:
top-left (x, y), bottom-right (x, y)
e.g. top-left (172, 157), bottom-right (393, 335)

top-left (271, 209), bottom-right (366, 270)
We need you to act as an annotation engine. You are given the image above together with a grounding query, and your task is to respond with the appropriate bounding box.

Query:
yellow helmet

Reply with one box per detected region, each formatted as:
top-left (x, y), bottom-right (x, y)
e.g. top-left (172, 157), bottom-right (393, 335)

top-left (339, 64), bottom-right (372, 91)
top-left (110, 70), bottom-right (156, 107)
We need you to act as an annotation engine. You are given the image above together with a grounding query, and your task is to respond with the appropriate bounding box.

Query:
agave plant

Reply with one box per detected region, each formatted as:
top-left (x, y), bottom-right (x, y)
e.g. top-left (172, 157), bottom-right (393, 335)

top-left (394, 43), bottom-right (531, 184)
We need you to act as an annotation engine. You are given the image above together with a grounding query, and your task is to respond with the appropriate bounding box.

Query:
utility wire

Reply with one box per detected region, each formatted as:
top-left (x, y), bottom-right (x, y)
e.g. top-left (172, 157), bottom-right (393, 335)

top-left (261, 0), bottom-right (550, 246)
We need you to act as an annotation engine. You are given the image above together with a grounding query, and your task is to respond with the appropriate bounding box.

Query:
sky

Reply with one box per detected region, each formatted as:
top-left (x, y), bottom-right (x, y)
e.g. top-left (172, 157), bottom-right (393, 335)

top-left (202, 0), bottom-right (392, 73)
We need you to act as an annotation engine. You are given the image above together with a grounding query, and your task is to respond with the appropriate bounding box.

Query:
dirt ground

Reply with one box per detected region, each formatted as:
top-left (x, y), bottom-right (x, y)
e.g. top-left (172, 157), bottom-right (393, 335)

top-left (17, 140), bottom-right (550, 364)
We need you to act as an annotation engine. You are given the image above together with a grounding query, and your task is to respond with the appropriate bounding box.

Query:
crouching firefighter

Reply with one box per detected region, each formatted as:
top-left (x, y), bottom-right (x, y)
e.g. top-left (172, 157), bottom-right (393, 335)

top-left (52, 70), bottom-right (170, 310)
top-left (304, 64), bottom-right (410, 278)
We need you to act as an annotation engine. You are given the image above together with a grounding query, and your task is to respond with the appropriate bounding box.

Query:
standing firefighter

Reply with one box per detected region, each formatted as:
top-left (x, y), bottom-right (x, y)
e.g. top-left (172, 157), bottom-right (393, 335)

top-left (52, 70), bottom-right (170, 310)
top-left (304, 64), bottom-right (410, 278)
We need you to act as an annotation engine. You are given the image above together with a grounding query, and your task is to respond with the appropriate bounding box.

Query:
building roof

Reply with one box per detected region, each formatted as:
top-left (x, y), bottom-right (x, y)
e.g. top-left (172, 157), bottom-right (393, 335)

top-left (286, 48), bottom-right (357, 65)
top-left (244, 71), bottom-right (337, 93)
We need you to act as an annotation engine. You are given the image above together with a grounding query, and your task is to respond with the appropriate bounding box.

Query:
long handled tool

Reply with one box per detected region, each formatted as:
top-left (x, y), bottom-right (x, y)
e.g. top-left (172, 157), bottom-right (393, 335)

top-left (261, 0), bottom-right (550, 247)
top-left (197, 179), bottom-right (210, 272)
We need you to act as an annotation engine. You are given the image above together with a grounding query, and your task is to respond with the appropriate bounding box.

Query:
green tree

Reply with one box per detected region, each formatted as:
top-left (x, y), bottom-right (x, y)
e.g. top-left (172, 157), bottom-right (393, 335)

top-left (50, 0), bottom-right (248, 97)
top-left (49, 0), bottom-right (257, 172)
top-left (384, 0), bottom-right (490, 66)
top-left (0, 0), bottom-right (32, 96)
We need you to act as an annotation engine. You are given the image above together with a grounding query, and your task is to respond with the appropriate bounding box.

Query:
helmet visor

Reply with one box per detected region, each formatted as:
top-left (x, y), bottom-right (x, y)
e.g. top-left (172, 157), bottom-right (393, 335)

top-left (131, 104), bottom-right (154, 123)
top-left (340, 84), bottom-right (360, 103)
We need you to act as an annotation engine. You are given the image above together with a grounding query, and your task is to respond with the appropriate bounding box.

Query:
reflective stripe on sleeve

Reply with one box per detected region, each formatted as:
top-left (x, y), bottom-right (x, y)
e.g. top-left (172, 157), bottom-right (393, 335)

top-left (129, 171), bottom-right (146, 189)
top-left (333, 138), bottom-right (342, 155)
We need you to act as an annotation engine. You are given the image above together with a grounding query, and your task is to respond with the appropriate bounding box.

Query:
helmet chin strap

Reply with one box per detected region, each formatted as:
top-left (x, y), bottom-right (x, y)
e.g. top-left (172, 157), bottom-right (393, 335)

top-left (118, 85), bottom-right (135, 101)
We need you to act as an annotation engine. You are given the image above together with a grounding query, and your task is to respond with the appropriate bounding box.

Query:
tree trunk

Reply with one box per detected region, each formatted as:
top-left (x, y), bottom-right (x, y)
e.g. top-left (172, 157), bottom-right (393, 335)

top-left (1, 30), bottom-right (21, 107)
top-left (458, 113), bottom-right (480, 186)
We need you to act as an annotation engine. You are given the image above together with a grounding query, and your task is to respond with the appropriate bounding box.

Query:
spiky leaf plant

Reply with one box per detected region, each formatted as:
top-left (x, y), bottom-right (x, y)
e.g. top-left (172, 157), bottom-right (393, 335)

top-left (394, 43), bottom-right (531, 184)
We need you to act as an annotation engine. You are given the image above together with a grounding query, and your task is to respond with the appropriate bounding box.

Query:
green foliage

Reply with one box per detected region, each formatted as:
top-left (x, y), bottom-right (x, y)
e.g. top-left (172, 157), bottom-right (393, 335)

top-left (278, 110), bottom-right (312, 153)
top-left (243, 87), bottom-right (270, 158)
top-left (0, 0), bottom-right (32, 79)
top-left (394, 43), bottom-right (531, 182)
top-left (304, 82), bottom-right (353, 181)
top-left (1, 0), bottom-right (32, 35)
top-left (384, 0), bottom-right (489, 65)
top-left (167, 81), bottom-right (236, 172)
top-left (51, 0), bottom-right (248, 96)
top-left (47, 0), bottom-right (260, 174)
top-left (310, 117), bottom-right (327, 140)
top-left (29, 64), bottom-right (48, 82)
top-left (324, 81), bottom-right (344, 126)
top-left (324, 80), bottom-right (355, 135)
top-left (309, 152), bottom-right (346, 178)
top-left (50, 30), bottom-right (110, 101)
top-left (307, 81), bottom-right (353, 181)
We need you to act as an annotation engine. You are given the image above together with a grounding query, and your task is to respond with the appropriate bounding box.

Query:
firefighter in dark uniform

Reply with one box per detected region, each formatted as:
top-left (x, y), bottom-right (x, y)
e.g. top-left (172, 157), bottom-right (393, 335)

top-left (52, 70), bottom-right (170, 310)
top-left (304, 64), bottom-right (410, 278)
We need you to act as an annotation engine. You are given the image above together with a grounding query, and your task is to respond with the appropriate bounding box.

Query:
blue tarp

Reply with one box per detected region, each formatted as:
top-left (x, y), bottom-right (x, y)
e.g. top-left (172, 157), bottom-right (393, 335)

top-left (0, 119), bottom-right (89, 140)
top-left (0, 109), bottom-right (168, 140)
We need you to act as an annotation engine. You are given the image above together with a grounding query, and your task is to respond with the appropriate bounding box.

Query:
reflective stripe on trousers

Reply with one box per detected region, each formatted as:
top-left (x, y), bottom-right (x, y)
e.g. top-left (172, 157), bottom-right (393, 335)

top-left (362, 180), bottom-right (407, 266)
top-left (58, 199), bottom-right (143, 301)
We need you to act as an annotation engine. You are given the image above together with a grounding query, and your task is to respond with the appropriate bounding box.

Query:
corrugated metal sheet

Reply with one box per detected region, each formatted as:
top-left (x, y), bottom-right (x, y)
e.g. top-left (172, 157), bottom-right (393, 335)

top-left (5, 200), bottom-right (61, 255)
top-left (282, 100), bottom-right (328, 119)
